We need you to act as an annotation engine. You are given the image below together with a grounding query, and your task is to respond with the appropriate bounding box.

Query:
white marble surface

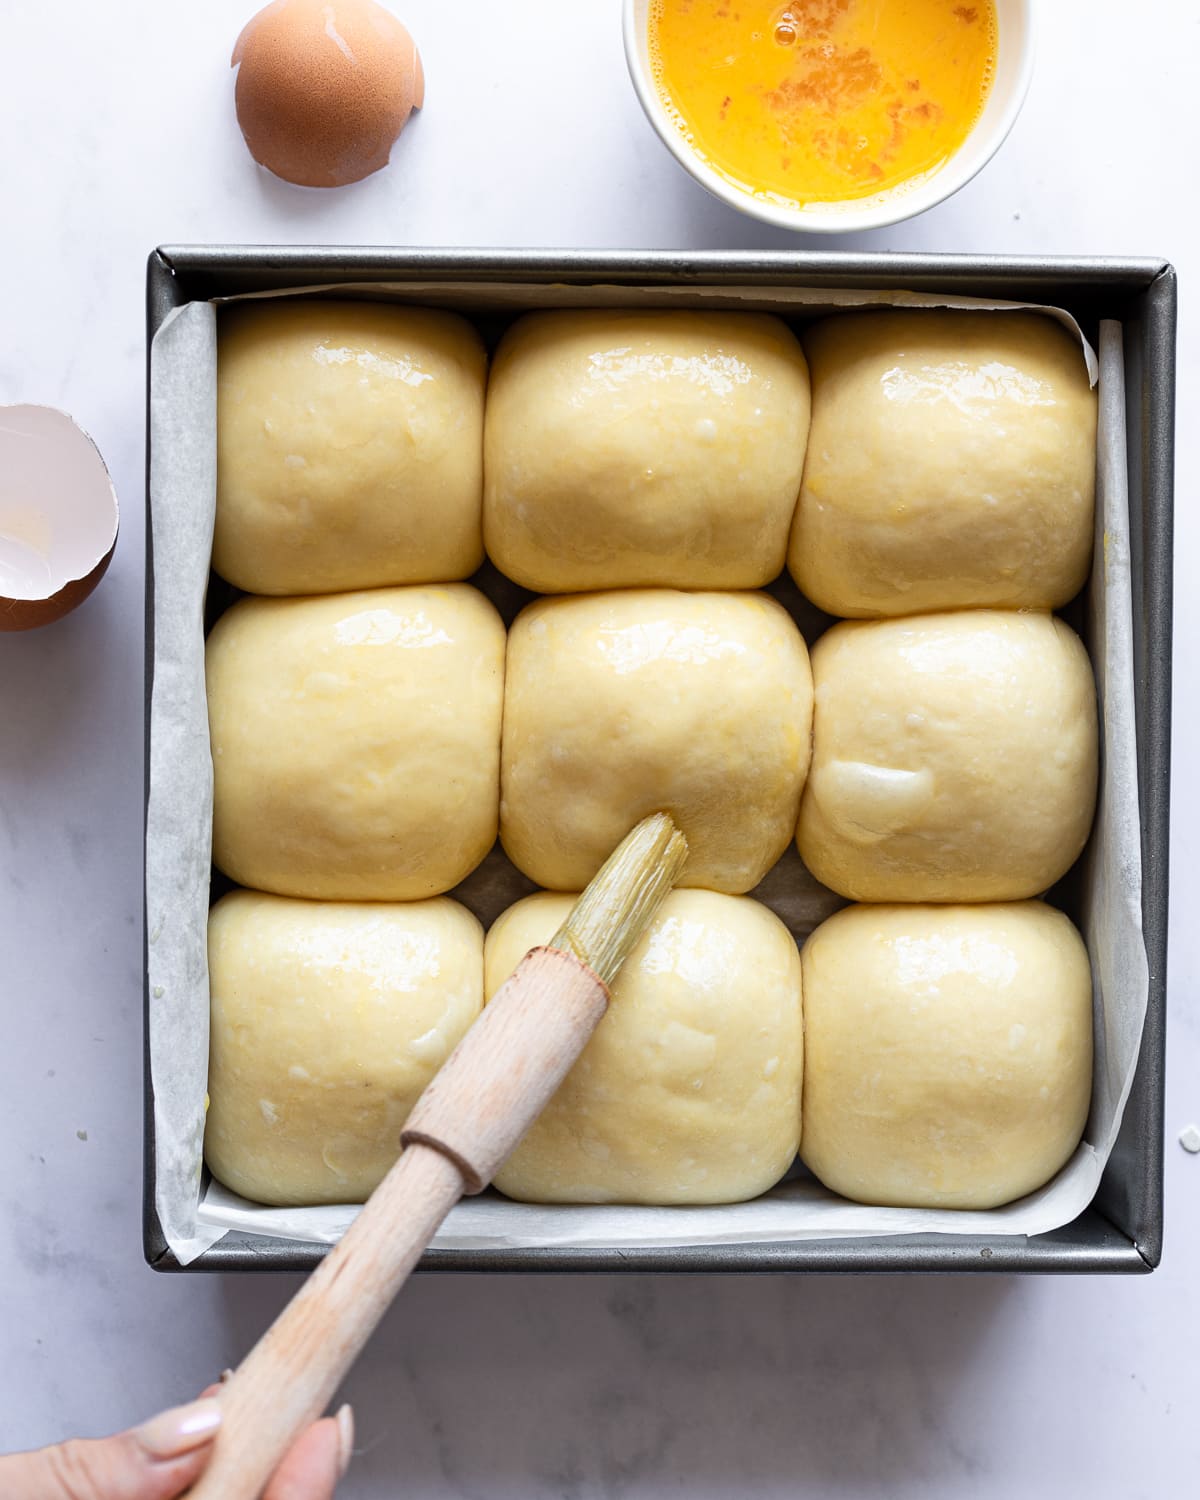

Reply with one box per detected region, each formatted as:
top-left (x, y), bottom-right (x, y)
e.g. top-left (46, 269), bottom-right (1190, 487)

top-left (0, 1), bottom-right (1196, 1493)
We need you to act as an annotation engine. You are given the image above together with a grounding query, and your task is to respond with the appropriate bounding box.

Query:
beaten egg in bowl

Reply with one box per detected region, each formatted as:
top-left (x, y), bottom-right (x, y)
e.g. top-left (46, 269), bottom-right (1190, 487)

top-left (625, 0), bottom-right (1032, 231)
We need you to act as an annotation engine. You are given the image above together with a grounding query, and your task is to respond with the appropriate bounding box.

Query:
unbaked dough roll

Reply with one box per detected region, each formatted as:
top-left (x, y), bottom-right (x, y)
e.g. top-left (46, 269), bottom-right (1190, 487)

top-left (486, 890), bottom-right (803, 1204)
top-left (788, 310), bottom-right (1097, 617)
top-left (207, 584), bottom-right (505, 900)
top-left (797, 610), bottom-right (1097, 902)
top-left (501, 589), bottom-right (813, 893)
top-left (484, 310), bottom-right (811, 592)
top-left (205, 890), bottom-right (483, 1205)
top-left (215, 300), bottom-right (486, 594)
top-left (800, 901), bottom-right (1092, 1209)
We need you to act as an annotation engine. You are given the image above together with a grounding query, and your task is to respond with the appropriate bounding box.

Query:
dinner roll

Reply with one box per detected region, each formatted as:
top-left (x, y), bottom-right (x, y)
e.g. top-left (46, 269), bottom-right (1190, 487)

top-left (797, 610), bottom-right (1097, 902)
top-left (205, 891), bottom-right (483, 1205)
top-left (800, 902), bottom-right (1092, 1209)
top-left (484, 310), bottom-right (810, 592)
top-left (789, 310), bottom-right (1097, 617)
top-left (215, 300), bottom-right (486, 594)
top-left (486, 890), bottom-right (803, 1204)
top-left (501, 590), bottom-right (813, 893)
top-left (207, 584), bottom-right (505, 900)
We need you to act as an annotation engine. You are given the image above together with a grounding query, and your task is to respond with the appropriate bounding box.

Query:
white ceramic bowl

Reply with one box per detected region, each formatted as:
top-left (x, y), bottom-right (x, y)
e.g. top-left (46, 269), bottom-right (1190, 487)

top-left (623, 0), bottom-right (1035, 234)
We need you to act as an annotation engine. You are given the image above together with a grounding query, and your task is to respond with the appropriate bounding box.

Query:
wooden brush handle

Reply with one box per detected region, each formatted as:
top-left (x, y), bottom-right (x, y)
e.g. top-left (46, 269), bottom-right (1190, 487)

top-left (185, 1143), bottom-right (461, 1500)
top-left (401, 947), bottom-right (609, 1190)
top-left (185, 947), bottom-right (608, 1500)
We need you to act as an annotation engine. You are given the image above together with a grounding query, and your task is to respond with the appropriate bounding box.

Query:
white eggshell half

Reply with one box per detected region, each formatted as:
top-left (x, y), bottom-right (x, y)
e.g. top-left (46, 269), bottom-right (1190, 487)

top-left (0, 404), bottom-right (119, 631)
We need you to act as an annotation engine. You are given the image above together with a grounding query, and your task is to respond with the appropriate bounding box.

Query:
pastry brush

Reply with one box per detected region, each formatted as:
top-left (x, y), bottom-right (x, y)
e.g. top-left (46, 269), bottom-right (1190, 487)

top-left (186, 811), bottom-right (688, 1499)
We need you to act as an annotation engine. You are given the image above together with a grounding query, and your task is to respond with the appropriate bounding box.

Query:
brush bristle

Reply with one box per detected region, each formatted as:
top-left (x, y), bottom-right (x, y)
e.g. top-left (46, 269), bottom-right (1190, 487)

top-left (549, 813), bottom-right (689, 988)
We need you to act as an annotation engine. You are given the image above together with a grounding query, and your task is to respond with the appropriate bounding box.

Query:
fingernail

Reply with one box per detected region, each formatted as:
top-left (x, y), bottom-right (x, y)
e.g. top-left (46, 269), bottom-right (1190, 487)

top-left (335, 1404), bottom-right (355, 1477)
top-left (135, 1397), bottom-right (222, 1459)
top-left (219, 1368), bottom-right (235, 1384)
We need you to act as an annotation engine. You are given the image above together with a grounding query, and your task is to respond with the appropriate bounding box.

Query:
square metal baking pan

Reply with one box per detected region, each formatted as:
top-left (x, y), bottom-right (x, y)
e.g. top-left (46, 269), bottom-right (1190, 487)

top-left (144, 247), bottom-right (1175, 1274)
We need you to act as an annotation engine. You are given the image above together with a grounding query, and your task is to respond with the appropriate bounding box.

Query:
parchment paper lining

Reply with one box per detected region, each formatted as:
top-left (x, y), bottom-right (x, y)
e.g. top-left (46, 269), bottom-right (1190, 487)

top-left (145, 284), bottom-right (1142, 1264)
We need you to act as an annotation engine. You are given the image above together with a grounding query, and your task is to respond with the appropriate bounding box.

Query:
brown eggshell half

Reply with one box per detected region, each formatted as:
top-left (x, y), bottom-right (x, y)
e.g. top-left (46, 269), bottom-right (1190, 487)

top-left (231, 0), bottom-right (424, 188)
top-left (0, 405), bottom-right (119, 633)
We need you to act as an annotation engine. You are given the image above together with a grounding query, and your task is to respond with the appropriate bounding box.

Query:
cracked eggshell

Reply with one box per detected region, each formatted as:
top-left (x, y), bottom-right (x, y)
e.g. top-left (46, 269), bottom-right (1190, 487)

top-left (0, 405), bottom-right (119, 632)
top-left (231, 0), bottom-right (424, 188)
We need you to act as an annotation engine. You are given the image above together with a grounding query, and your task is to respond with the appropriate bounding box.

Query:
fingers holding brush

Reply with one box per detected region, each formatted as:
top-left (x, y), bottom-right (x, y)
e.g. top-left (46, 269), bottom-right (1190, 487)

top-left (0, 1388), bottom-right (352, 1500)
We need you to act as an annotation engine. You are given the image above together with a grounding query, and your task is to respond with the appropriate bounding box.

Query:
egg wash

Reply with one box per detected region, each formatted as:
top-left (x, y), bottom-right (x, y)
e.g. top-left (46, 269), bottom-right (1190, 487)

top-left (649, 0), bottom-right (997, 209)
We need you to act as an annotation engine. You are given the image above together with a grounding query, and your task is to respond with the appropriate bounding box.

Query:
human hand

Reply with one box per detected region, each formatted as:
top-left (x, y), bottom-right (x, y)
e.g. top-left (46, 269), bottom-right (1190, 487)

top-left (0, 1386), bottom-right (353, 1500)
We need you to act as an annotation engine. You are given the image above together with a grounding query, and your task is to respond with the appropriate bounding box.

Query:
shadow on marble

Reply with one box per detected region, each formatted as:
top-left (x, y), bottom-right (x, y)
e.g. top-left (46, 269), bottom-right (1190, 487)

top-left (636, 150), bottom-right (1012, 260)
top-left (240, 113), bottom-right (428, 230)
top-left (218, 1270), bottom-right (1015, 1495)
top-left (0, 588), bottom-right (123, 780)
top-left (646, 172), bottom-right (891, 257)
